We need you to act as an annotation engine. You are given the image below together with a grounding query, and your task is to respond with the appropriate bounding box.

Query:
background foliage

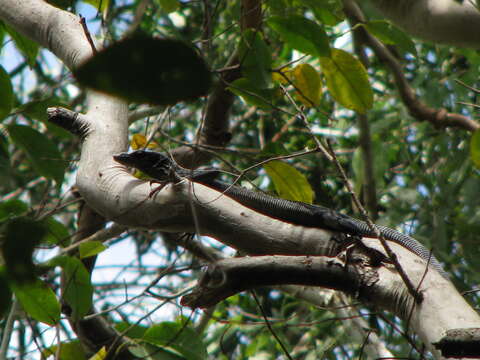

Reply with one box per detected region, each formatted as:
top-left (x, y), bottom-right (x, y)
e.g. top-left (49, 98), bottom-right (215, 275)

top-left (0, 0), bottom-right (479, 359)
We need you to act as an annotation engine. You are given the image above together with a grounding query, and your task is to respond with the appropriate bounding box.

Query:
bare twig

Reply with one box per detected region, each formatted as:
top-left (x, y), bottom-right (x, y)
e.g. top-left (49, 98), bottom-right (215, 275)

top-left (0, 300), bottom-right (19, 359)
top-left (326, 139), bottom-right (423, 303)
top-left (79, 15), bottom-right (97, 55)
top-left (125, 0), bottom-right (150, 36)
top-left (251, 290), bottom-right (294, 360)
top-left (128, 105), bottom-right (164, 124)
top-left (455, 79), bottom-right (480, 94)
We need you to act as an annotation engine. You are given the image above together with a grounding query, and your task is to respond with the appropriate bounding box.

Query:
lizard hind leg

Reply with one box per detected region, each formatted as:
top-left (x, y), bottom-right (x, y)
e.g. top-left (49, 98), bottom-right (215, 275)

top-left (148, 180), bottom-right (168, 198)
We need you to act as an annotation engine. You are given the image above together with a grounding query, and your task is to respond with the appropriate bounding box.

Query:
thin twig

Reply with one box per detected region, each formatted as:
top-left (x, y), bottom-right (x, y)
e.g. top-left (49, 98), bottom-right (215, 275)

top-left (0, 300), bottom-right (19, 359)
top-left (79, 15), bottom-right (97, 55)
top-left (0, 177), bottom-right (46, 202)
top-left (251, 290), bottom-right (294, 360)
top-left (457, 101), bottom-right (480, 109)
top-left (455, 79), bottom-right (480, 94)
top-left (279, 83), bottom-right (333, 161)
top-left (57, 223), bottom-right (127, 256)
top-left (326, 139), bottom-right (423, 303)
top-left (125, 0), bottom-right (150, 36)
top-left (128, 105), bottom-right (164, 124)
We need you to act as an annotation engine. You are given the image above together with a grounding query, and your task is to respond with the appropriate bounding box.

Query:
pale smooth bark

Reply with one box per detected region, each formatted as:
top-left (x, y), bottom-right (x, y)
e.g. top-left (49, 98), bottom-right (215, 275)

top-left (370, 0), bottom-right (480, 47)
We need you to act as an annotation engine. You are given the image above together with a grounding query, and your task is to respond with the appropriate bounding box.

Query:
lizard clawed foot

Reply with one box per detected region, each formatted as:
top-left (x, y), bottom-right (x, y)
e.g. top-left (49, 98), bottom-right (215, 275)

top-left (148, 180), bottom-right (167, 198)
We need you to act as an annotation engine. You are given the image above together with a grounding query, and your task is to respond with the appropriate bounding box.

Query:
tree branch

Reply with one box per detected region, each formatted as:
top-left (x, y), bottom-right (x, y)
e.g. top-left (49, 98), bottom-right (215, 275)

top-left (344, 0), bottom-right (480, 132)
top-left (370, 0), bottom-right (480, 48)
top-left (181, 255), bottom-right (361, 309)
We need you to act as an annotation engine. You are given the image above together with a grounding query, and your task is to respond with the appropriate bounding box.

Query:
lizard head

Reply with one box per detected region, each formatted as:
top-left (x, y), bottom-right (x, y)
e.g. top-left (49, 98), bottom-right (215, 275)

top-left (113, 150), bottom-right (172, 180)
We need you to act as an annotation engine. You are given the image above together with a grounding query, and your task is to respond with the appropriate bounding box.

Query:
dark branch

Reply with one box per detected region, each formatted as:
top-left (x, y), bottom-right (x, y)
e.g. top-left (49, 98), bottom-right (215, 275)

top-left (433, 327), bottom-right (480, 358)
top-left (181, 255), bottom-right (363, 309)
top-left (47, 107), bottom-right (91, 140)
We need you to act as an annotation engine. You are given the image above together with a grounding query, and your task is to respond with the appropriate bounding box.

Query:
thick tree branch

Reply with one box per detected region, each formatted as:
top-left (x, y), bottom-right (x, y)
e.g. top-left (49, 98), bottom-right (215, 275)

top-left (47, 101), bottom-right (480, 357)
top-left (345, 0), bottom-right (480, 132)
top-left (181, 255), bottom-right (362, 308)
top-left (182, 241), bottom-right (480, 358)
top-left (0, 0), bottom-right (93, 69)
top-left (433, 328), bottom-right (480, 357)
top-left (370, 0), bottom-right (480, 48)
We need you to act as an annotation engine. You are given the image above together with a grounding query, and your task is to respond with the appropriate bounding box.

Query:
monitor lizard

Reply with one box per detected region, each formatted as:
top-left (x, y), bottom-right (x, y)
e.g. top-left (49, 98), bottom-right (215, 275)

top-left (113, 150), bottom-right (448, 279)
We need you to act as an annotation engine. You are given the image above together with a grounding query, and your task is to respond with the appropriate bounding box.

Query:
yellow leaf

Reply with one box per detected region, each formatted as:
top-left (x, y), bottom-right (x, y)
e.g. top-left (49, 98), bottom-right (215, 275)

top-left (159, 0), bottom-right (180, 13)
top-left (292, 63), bottom-right (321, 107)
top-left (130, 134), bottom-right (158, 150)
top-left (319, 48), bottom-right (373, 113)
top-left (272, 68), bottom-right (293, 85)
top-left (471, 130), bottom-right (480, 169)
top-left (133, 169), bottom-right (151, 180)
top-left (89, 346), bottom-right (107, 360)
top-left (264, 160), bottom-right (314, 203)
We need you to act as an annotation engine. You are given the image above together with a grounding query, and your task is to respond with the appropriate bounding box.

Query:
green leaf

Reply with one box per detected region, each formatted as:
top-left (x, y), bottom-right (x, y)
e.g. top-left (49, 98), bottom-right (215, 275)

top-left (79, 241), bottom-right (107, 259)
top-left (352, 140), bottom-right (389, 195)
top-left (47, 256), bottom-right (93, 321)
top-left (291, 63), bottom-right (321, 107)
top-left (3, 217), bottom-right (46, 283)
top-left (365, 20), bottom-right (417, 56)
top-left (352, 146), bottom-right (364, 196)
top-left (228, 78), bottom-right (276, 109)
top-left (42, 340), bottom-right (87, 360)
top-left (142, 322), bottom-right (207, 360)
top-left (12, 278), bottom-right (61, 326)
top-left (83, 0), bottom-right (110, 12)
top-left (264, 0), bottom-right (290, 15)
top-left (260, 142), bottom-right (288, 157)
top-left (0, 199), bottom-right (28, 222)
top-left (7, 124), bottom-right (65, 185)
top-left (239, 29), bottom-right (272, 89)
top-left (245, 332), bottom-right (270, 357)
top-left (0, 268), bottom-right (12, 320)
top-left (45, 0), bottom-right (74, 10)
top-left (267, 15), bottom-right (331, 58)
top-left (319, 48), bottom-right (373, 113)
top-left (74, 35), bottom-right (211, 105)
top-left (3, 23), bottom-right (39, 67)
top-left (43, 217), bottom-right (70, 246)
top-left (115, 321), bottom-right (149, 339)
top-left (264, 160), bottom-right (314, 203)
top-left (0, 142), bottom-right (13, 193)
top-left (0, 133), bottom-right (11, 184)
top-left (0, 65), bottom-right (14, 121)
top-left (129, 344), bottom-right (185, 360)
top-left (0, 22), bottom-right (5, 46)
top-left (159, 0), bottom-right (180, 13)
top-left (297, 0), bottom-right (344, 26)
top-left (470, 129), bottom-right (480, 169)
top-left (16, 97), bottom-right (72, 139)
